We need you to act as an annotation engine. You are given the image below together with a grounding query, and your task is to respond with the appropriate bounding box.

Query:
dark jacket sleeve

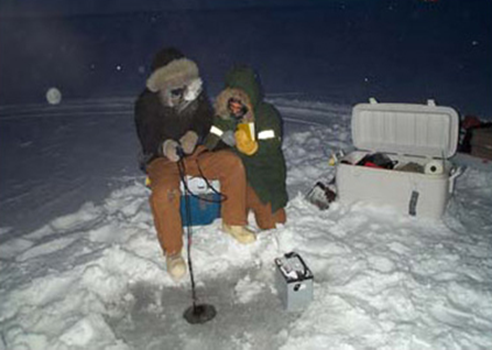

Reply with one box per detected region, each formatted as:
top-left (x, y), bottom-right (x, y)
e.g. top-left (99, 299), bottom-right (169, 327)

top-left (134, 92), bottom-right (165, 159)
top-left (255, 103), bottom-right (283, 158)
top-left (189, 93), bottom-right (214, 143)
top-left (203, 115), bottom-right (237, 150)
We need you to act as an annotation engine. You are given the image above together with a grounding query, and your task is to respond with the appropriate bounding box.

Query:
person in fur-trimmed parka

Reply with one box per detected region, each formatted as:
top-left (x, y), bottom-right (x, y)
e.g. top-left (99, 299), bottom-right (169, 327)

top-left (135, 48), bottom-right (256, 281)
top-left (205, 65), bottom-right (288, 229)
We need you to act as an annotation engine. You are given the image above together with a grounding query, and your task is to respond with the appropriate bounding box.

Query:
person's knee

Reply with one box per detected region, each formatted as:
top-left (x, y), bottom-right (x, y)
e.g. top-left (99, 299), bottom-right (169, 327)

top-left (254, 209), bottom-right (275, 230)
top-left (151, 181), bottom-right (180, 204)
top-left (274, 208), bottom-right (286, 224)
top-left (220, 151), bottom-right (244, 174)
top-left (255, 208), bottom-right (286, 230)
top-left (256, 216), bottom-right (276, 230)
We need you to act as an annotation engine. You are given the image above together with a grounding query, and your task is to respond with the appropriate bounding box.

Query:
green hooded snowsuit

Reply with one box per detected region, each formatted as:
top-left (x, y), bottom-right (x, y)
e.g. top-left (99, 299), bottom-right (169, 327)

top-left (205, 66), bottom-right (288, 213)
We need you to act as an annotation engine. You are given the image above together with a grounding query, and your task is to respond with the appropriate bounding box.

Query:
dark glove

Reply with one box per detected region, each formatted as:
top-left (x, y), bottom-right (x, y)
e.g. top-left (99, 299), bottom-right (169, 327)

top-left (203, 127), bottom-right (234, 150)
top-left (221, 130), bottom-right (236, 147)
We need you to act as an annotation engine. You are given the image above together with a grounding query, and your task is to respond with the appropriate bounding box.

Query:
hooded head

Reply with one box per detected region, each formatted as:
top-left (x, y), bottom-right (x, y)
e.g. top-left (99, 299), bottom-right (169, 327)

top-left (215, 65), bottom-right (263, 121)
top-left (146, 47), bottom-right (203, 109)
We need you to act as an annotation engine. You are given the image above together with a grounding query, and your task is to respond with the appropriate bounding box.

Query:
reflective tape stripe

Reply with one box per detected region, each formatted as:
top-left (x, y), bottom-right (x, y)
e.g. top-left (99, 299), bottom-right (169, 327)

top-left (258, 130), bottom-right (275, 140)
top-left (210, 125), bottom-right (224, 137)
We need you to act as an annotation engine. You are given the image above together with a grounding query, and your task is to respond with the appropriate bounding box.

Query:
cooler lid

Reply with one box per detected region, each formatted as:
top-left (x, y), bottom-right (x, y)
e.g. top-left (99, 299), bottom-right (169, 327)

top-left (352, 99), bottom-right (459, 158)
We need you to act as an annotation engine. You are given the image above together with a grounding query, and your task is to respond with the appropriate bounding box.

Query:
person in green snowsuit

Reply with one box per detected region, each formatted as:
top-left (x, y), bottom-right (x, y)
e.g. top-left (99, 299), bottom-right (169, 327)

top-left (205, 65), bottom-right (288, 229)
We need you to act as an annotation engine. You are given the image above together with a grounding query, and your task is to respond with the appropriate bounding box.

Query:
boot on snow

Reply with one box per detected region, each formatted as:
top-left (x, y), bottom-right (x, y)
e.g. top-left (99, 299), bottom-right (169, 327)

top-left (222, 223), bottom-right (256, 244)
top-left (166, 252), bottom-right (187, 281)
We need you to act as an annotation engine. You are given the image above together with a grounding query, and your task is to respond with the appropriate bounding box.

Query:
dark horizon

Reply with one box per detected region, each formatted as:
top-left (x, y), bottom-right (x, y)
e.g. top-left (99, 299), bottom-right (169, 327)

top-left (1, 0), bottom-right (491, 118)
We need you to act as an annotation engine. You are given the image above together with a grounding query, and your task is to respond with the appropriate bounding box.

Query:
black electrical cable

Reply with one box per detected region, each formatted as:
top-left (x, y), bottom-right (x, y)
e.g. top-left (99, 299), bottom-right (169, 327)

top-left (176, 146), bottom-right (217, 324)
top-left (176, 156), bottom-right (197, 307)
top-left (177, 155), bottom-right (227, 204)
top-left (195, 158), bottom-right (228, 202)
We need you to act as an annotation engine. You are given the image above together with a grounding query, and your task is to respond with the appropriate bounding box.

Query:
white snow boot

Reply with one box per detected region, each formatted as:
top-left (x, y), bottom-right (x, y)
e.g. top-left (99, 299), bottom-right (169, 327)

top-left (166, 252), bottom-right (186, 281)
top-left (222, 223), bottom-right (256, 244)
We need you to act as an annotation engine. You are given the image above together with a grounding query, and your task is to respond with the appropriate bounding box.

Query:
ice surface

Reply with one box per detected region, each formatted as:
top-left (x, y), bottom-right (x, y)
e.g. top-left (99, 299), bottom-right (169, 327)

top-left (1, 98), bottom-right (491, 349)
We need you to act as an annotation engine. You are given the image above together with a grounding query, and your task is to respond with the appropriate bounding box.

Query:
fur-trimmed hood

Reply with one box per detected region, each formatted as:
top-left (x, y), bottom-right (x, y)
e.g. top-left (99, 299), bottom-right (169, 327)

top-left (145, 47), bottom-right (199, 93)
top-left (146, 58), bottom-right (199, 93)
top-left (214, 66), bottom-right (262, 121)
top-left (214, 88), bottom-right (255, 122)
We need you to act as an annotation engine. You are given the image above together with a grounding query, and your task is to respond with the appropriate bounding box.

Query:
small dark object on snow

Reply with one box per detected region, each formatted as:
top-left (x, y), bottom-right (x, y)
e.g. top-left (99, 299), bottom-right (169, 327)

top-left (305, 181), bottom-right (337, 210)
top-left (183, 304), bottom-right (217, 324)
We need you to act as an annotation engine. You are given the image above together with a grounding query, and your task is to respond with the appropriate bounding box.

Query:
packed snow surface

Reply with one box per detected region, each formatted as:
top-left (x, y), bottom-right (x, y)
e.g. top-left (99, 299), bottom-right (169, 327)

top-left (1, 98), bottom-right (491, 350)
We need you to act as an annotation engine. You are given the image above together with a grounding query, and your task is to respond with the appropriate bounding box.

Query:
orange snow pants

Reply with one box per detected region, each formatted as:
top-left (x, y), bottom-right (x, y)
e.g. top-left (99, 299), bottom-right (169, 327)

top-left (147, 146), bottom-right (247, 256)
top-left (246, 185), bottom-right (286, 230)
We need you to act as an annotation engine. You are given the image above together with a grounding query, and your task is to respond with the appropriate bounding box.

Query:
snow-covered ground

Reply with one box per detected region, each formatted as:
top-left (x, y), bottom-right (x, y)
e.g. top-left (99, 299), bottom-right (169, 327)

top-left (1, 97), bottom-right (491, 350)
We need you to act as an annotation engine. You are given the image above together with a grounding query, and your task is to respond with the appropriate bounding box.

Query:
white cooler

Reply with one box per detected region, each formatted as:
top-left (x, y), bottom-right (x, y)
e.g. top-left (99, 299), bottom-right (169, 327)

top-left (336, 99), bottom-right (462, 219)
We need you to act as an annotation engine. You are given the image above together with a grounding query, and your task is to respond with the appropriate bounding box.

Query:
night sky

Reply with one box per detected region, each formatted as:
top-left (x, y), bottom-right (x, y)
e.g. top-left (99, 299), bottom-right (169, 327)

top-left (0, 0), bottom-right (491, 117)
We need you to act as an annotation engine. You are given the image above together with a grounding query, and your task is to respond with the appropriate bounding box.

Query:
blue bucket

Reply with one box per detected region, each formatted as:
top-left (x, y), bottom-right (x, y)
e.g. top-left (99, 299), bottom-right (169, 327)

top-left (180, 193), bottom-right (221, 227)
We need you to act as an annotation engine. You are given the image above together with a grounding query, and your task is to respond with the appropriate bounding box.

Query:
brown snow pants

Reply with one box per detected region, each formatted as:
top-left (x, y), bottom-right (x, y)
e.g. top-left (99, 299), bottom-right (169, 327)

top-left (147, 146), bottom-right (247, 256)
top-left (246, 185), bottom-right (286, 230)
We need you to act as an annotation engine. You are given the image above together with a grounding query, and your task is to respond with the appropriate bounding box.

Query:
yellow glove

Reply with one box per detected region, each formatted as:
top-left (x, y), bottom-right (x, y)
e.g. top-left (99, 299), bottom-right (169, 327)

top-left (235, 129), bottom-right (258, 156)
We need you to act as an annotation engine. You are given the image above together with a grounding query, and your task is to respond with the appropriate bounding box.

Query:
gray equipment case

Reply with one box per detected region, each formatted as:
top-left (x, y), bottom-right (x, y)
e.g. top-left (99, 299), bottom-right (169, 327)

top-left (275, 252), bottom-right (313, 311)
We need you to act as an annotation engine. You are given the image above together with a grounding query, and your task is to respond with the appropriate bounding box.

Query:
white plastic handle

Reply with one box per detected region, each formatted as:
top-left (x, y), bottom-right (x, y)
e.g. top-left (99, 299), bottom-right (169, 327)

top-left (448, 166), bottom-right (464, 194)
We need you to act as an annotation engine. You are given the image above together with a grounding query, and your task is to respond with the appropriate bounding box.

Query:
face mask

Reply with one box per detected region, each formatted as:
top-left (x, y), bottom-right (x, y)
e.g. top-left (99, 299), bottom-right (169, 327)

top-left (158, 78), bottom-right (203, 110)
top-left (183, 78), bottom-right (203, 102)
